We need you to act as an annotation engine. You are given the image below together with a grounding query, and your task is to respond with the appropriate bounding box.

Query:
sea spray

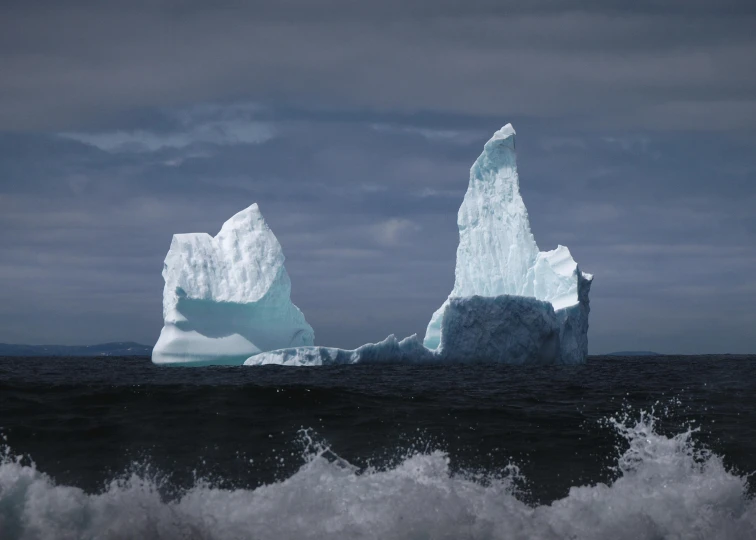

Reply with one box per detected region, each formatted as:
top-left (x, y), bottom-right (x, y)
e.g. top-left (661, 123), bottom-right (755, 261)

top-left (1, 409), bottom-right (755, 540)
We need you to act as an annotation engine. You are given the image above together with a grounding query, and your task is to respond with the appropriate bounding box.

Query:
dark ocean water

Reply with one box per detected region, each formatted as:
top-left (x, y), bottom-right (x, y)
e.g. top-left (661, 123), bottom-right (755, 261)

top-left (1, 355), bottom-right (756, 539)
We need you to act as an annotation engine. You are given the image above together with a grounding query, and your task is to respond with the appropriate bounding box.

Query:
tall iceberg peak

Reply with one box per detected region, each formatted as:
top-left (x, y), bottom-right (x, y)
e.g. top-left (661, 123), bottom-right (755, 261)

top-left (424, 124), bottom-right (592, 363)
top-left (452, 124), bottom-right (538, 298)
top-left (152, 204), bottom-right (314, 365)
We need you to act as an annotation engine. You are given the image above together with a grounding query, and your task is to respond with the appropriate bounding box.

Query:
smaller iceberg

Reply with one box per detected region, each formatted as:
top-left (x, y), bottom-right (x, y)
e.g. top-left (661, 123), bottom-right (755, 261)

top-left (152, 204), bottom-right (314, 365)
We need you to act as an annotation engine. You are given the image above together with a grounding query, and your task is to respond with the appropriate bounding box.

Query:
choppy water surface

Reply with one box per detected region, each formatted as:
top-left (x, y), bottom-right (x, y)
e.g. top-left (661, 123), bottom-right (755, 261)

top-left (1, 355), bottom-right (756, 539)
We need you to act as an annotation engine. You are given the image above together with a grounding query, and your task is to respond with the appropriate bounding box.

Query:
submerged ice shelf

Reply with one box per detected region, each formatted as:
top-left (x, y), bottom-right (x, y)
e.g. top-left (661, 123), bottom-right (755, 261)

top-left (154, 124), bottom-right (592, 366)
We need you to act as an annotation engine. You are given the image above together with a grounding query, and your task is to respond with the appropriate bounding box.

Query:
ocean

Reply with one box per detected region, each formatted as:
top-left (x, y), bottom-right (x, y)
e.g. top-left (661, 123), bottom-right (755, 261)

top-left (1, 355), bottom-right (756, 539)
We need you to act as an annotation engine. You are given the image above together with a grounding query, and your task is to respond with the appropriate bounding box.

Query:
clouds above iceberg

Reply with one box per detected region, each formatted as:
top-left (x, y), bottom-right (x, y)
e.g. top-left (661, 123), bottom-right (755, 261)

top-left (0, 1), bottom-right (754, 353)
top-left (1, 1), bottom-right (755, 131)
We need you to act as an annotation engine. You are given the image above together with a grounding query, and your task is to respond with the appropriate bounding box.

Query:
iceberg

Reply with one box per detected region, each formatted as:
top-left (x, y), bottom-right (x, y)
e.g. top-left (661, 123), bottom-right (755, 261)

top-left (423, 124), bottom-right (592, 364)
top-left (154, 123), bottom-right (592, 366)
top-left (152, 204), bottom-right (314, 365)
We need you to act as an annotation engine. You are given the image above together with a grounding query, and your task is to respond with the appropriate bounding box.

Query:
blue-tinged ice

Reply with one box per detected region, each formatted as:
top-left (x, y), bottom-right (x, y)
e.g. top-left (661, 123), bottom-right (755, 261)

top-left (152, 204), bottom-right (314, 365)
top-left (423, 124), bottom-right (592, 363)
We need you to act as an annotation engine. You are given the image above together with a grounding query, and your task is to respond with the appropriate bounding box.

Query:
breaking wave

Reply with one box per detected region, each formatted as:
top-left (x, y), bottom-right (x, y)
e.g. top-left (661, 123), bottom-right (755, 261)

top-left (1, 410), bottom-right (755, 540)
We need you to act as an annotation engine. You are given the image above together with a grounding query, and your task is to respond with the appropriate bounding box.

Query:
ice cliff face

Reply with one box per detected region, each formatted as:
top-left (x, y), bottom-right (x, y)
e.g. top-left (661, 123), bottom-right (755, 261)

top-left (424, 124), bottom-right (592, 363)
top-left (152, 204), bottom-right (314, 365)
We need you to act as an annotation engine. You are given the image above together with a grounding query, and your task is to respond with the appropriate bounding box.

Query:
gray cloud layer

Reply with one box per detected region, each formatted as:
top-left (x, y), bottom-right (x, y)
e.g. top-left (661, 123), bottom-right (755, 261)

top-left (2, 1), bottom-right (756, 131)
top-left (0, 1), bottom-right (754, 353)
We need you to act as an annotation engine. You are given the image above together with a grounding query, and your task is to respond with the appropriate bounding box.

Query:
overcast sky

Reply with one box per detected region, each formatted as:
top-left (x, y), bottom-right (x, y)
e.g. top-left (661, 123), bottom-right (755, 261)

top-left (1, 0), bottom-right (755, 354)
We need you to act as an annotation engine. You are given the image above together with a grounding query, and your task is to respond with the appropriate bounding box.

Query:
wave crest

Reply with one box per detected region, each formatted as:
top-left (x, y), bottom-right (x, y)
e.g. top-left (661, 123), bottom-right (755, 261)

top-left (1, 411), bottom-right (755, 540)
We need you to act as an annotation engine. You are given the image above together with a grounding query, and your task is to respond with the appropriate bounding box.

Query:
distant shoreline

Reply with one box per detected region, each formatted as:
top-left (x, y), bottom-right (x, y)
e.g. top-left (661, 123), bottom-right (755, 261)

top-left (0, 342), bottom-right (152, 357)
top-left (605, 351), bottom-right (661, 356)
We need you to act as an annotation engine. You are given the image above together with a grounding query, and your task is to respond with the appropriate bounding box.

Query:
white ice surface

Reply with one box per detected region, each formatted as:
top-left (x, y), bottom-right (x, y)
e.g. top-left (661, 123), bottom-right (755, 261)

top-left (423, 124), bottom-right (592, 363)
top-left (152, 204), bottom-right (313, 365)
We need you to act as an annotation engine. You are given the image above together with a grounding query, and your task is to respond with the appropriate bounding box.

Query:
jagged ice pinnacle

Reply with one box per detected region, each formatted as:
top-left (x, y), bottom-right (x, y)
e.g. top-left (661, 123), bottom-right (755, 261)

top-left (424, 124), bottom-right (592, 363)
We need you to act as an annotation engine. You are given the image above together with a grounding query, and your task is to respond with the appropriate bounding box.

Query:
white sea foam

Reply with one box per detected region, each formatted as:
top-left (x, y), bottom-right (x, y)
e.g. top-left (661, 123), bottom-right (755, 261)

top-left (1, 412), bottom-right (754, 540)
